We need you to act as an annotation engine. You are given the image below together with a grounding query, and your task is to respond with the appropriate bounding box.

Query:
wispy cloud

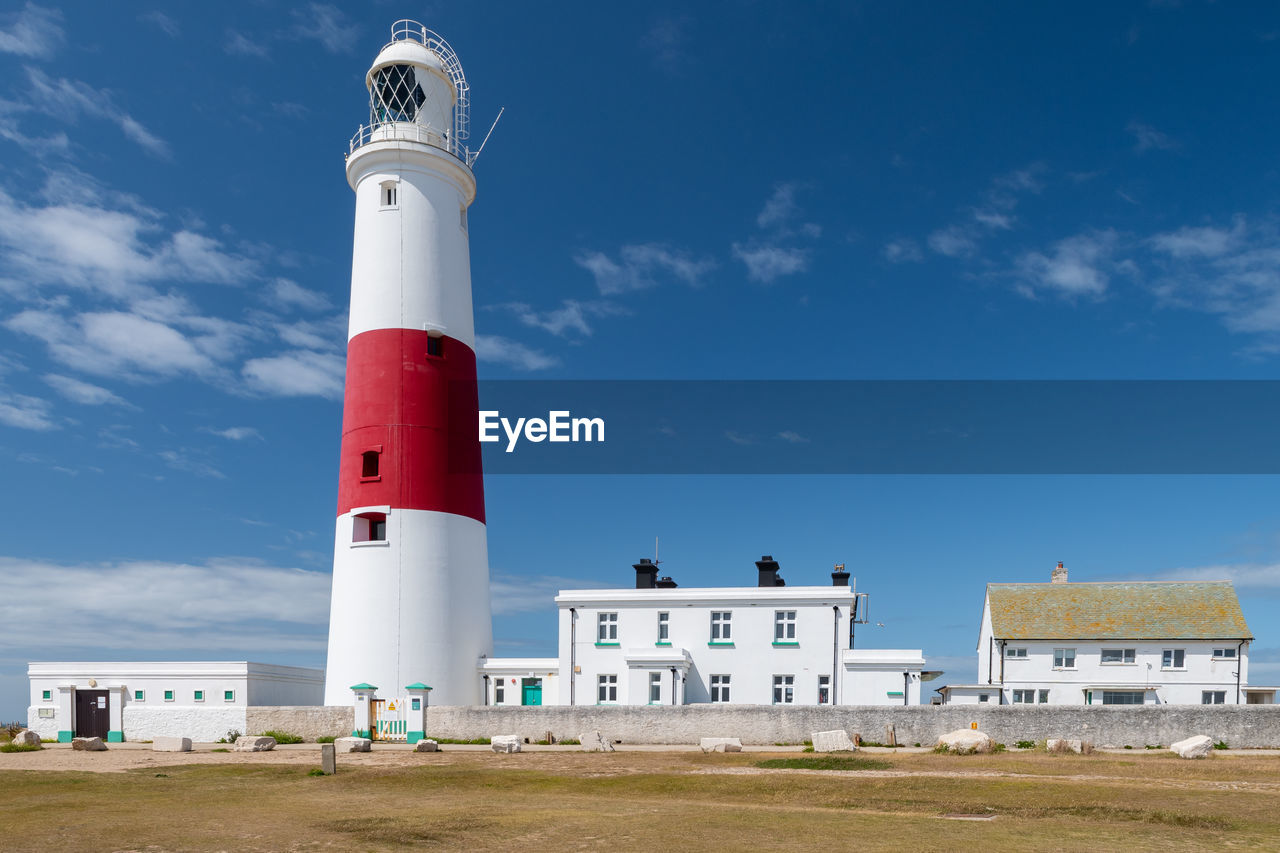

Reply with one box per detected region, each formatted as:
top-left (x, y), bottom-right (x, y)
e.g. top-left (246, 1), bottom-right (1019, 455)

top-left (575, 244), bottom-right (715, 295)
top-left (732, 183), bottom-right (820, 282)
top-left (1128, 120), bottom-right (1180, 153)
top-left (158, 448), bottom-right (225, 479)
top-left (25, 67), bottom-right (169, 158)
top-left (1149, 220), bottom-right (1243, 258)
top-left (242, 350), bottom-right (345, 398)
top-left (641, 15), bottom-right (692, 75)
top-left (474, 335), bottom-right (560, 371)
top-left (882, 238), bottom-right (923, 263)
top-left (490, 572), bottom-right (614, 614)
top-left (927, 225), bottom-right (979, 259)
top-left (1014, 229), bottom-right (1123, 298)
top-left (264, 278), bottom-right (331, 313)
top-left (731, 244), bottom-right (810, 283)
top-left (225, 29), bottom-right (268, 58)
top-left (925, 164), bottom-right (1045, 260)
top-left (139, 10), bottom-right (179, 38)
top-left (292, 3), bottom-right (357, 54)
top-left (1140, 562), bottom-right (1280, 591)
top-left (489, 299), bottom-right (627, 338)
top-left (777, 430), bottom-right (809, 444)
top-left (204, 426), bottom-right (263, 441)
top-left (0, 3), bottom-right (62, 57)
top-left (0, 390), bottom-right (56, 430)
top-left (44, 373), bottom-right (134, 408)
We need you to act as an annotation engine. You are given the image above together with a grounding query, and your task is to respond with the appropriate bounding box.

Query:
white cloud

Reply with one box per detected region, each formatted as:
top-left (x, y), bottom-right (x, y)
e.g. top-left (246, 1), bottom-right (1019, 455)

top-left (0, 3), bottom-right (62, 57)
top-left (928, 225), bottom-right (979, 258)
top-left (243, 350), bottom-right (345, 398)
top-left (1015, 230), bottom-right (1120, 297)
top-left (265, 278), bottom-right (331, 312)
top-left (1128, 120), bottom-right (1179, 153)
top-left (205, 426), bottom-right (263, 441)
top-left (292, 3), bottom-right (357, 54)
top-left (777, 430), bottom-right (809, 443)
top-left (225, 30), bottom-right (268, 58)
top-left (43, 373), bottom-right (134, 407)
top-left (1150, 222), bottom-right (1242, 258)
top-left (883, 238), bottom-right (923, 263)
top-left (139, 11), bottom-right (179, 37)
top-left (490, 572), bottom-right (613, 614)
top-left (25, 67), bottom-right (169, 157)
top-left (474, 335), bottom-right (559, 371)
top-left (574, 244), bottom-right (715, 295)
top-left (641, 15), bottom-right (692, 75)
top-left (1141, 562), bottom-right (1280, 590)
top-left (731, 244), bottom-right (810, 283)
top-left (0, 556), bottom-right (330, 652)
top-left (490, 299), bottom-right (627, 338)
top-left (0, 391), bottom-right (56, 430)
top-left (158, 448), bottom-right (225, 479)
top-left (757, 183), bottom-right (801, 229)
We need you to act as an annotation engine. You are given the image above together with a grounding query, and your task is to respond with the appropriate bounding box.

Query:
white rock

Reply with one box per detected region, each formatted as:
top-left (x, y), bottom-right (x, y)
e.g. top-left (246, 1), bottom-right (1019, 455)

top-left (334, 737), bottom-right (372, 753)
top-left (10, 730), bottom-right (41, 747)
top-left (935, 729), bottom-right (994, 755)
top-left (699, 737), bottom-right (743, 753)
top-left (233, 736), bottom-right (277, 752)
top-left (152, 736), bottom-right (191, 753)
top-left (414, 739), bottom-right (439, 753)
top-left (491, 734), bottom-right (522, 753)
top-left (579, 730), bottom-right (615, 752)
top-left (1170, 735), bottom-right (1215, 759)
top-left (71, 737), bottom-right (107, 751)
top-left (1046, 738), bottom-right (1092, 754)
top-left (811, 730), bottom-right (857, 752)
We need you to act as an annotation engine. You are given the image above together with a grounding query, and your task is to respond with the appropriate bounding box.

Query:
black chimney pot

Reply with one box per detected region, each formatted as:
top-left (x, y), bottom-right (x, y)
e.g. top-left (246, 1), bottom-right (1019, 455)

top-left (655, 576), bottom-right (678, 588)
top-left (831, 568), bottom-right (850, 587)
top-left (634, 558), bottom-right (658, 589)
top-left (756, 555), bottom-right (783, 587)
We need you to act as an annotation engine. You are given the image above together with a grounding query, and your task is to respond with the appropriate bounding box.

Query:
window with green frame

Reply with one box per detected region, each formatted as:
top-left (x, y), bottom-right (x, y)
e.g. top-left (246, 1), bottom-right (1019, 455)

top-left (193, 690), bottom-right (205, 702)
top-left (41, 689), bottom-right (51, 701)
top-left (224, 690), bottom-right (235, 702)
top-left (134, 690), bottom-right (145, 701)
top-left (163, 689), bottom-right (175, 701)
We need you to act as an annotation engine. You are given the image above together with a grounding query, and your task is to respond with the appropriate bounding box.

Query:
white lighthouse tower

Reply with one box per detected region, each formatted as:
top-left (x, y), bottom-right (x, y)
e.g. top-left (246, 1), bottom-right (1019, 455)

top-left (324, 21), bottom-right (492, 708)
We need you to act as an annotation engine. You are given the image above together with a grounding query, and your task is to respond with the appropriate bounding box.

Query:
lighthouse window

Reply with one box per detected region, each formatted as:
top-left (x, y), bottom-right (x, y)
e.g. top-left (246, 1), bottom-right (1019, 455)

top-left (426, 336), bottom-right (443, 358)
top-left (383, 186), bottom-right (396, 206)
top-left (373, 64), bottom-right (425, 123)
top-left (361, 450), bottom-right (380, 478)
top-left (353, 511), bottom-right (387, 543)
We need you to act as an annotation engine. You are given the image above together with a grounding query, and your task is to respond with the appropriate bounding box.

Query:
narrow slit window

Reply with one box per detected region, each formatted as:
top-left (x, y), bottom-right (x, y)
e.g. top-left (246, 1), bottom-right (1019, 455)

top-left (361, 450), bottom-right (380, 478)
top-left (380, 181), bottom-right (397, 207)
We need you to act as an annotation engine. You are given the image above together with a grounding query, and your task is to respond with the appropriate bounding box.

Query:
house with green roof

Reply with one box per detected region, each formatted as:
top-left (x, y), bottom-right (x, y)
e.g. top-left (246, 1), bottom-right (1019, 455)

top-left (937, 562), bottom-right (1270, 706)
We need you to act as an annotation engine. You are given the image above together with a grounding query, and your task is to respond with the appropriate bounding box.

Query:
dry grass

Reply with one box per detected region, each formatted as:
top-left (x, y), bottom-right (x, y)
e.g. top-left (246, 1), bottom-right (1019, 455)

top-left (2, 750), bottom-right (1280, 851)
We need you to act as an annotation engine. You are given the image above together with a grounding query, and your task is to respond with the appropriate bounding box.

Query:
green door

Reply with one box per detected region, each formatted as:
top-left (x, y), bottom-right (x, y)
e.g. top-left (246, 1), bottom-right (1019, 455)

top-left (521, 678), bottom-right (542, 706)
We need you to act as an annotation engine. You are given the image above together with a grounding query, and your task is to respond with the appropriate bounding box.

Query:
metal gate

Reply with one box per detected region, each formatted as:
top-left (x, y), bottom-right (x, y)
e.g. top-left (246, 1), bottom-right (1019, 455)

top-left (370, 697), bottom-right (407, 742)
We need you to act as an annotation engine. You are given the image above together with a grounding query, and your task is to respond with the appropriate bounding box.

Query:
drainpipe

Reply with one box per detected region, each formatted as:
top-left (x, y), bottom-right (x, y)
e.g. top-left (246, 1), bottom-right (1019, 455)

top-left (997, 640), bottom-right (1005, 705)
top-left (482, 674), bottom-right (489, 706)
top-left (1237, 639), bottom-right (1246, 704)
top-left (987, 637), bottom-right (994, 685)
top-left (832, 606), bottom-right (840, 706)
top-left (902, 671), bottom-right (910, 706)
top-left (569, 608), bottom-right (577, 707)
top-left (670, 666), bottom-right (677, 706)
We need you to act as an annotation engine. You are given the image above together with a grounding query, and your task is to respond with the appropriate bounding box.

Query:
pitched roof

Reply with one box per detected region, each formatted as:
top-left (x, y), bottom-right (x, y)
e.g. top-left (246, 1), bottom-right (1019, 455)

top-left (986, 581), bottom-right (1252, 640)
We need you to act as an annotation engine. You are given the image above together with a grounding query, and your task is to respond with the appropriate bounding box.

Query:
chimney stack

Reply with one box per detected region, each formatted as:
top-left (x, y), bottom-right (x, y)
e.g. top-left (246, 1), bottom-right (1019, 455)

top-left (831, 563), bottom-right (850, 587)
top-left (756, 555), bottom-right (784, 587)
top-left (1051, 561), bottom-right (1068, 584)
top-left (655, 576), bottom-right (678, 588)
top-left (634, 558), bottom-right (658, 589)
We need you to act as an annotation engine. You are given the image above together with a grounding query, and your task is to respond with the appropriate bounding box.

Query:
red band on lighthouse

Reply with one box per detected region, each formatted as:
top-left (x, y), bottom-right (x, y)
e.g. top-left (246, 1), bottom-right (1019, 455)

top-left (337, 327), bottom-right (486, 524)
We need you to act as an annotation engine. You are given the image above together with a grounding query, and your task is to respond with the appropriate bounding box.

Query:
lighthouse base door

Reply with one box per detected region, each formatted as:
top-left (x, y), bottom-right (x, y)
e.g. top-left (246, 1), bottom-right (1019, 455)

top-left (74, 690), bottom-right (110, 739)
top-left (370, 698), bottom-right (407, 742)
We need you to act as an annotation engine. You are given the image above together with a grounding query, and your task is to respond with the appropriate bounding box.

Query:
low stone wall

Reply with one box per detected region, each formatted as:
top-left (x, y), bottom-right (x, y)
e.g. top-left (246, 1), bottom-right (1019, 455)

top-left (245, 705), bottom-right (352, 740)
top-left (417, 704), bottom-right (1280, 748)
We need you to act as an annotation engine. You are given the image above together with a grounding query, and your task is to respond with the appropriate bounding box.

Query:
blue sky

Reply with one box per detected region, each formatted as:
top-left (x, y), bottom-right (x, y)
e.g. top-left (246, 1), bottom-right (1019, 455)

top-left (2, 1), bottom-right (1280, 719)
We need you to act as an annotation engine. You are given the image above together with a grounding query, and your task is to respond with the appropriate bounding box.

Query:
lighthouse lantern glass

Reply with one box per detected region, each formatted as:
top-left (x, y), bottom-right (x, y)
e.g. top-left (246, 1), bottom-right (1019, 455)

top-left (373, 65), bottom-right (426, 123)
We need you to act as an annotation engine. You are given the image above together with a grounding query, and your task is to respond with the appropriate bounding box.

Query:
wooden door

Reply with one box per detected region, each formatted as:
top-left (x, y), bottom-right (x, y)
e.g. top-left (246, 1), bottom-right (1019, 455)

top-left (74, 690), bottom-right (109, 739)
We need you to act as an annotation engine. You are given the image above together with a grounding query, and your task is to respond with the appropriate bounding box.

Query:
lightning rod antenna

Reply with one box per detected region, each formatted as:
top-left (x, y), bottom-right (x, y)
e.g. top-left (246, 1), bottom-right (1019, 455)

top-left (470, 106), bottom-right (505, 165)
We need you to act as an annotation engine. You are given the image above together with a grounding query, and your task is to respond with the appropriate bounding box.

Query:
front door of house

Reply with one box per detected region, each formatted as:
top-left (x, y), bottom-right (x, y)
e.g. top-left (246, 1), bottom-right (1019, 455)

top-left (521, 678), bottom-right (542, 706)
top-left (74, 689), bottom-right (109, 739)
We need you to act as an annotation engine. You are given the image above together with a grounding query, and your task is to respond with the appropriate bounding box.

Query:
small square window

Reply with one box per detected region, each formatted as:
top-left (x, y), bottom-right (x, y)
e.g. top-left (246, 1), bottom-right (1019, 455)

top-left (361, 450), bottom-right (380, 478)
top-left (41, 689), bottom-right (51, 701)
top-left (1213, 648), bottom-right (1237, 659)
top-left (1038, 689), bottom-right (1050, 704)
top-left (353, 511), bottom-right (387, 543)
top-left (134, 690), bottom-right (145, 702)
top-left (1005, 647), bottom-right (1027, 658)
top-left (1202, 690), bottom-right (1226, 705)
top-left (772, 674), bottom-right (795, 705)
top-left (426, 336), bottom-right (443, 358)
top-left (978, 694), bottom-right (989, 703)
top-left (164, 689), bottom-right (175, 702)
top-left (194, 690), bottom-right (204, 702)
top-left (223, 690), bottom-right (235, 702)
top-left (1053, 648), bottom-right (1076, 669)
top-left (1162, 649), bottom-right (1186, 669)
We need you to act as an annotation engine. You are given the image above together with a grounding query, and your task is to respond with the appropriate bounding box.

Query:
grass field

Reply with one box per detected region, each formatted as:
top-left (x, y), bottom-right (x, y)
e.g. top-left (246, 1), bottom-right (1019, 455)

top-left (3, 749), bottom-right (1279, 851)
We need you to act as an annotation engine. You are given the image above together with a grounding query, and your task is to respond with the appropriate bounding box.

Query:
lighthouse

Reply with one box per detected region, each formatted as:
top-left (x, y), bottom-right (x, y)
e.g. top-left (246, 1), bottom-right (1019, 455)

top-left (323, 22), bottom-right (492, 707)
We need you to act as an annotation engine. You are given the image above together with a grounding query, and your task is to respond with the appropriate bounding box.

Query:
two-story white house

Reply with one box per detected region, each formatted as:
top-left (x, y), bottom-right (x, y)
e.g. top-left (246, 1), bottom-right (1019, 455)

top-left (938, 563), bottom-right (1256, 706)
top-left (483, 556), bottom-right (932, 707)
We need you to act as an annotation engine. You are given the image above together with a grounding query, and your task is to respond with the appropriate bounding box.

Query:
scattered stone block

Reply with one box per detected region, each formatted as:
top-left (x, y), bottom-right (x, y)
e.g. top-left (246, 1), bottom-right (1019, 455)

top-left (233, 736), bottom-right (276, 752)
top-left (699, 737), bottom-right (743, 753)
top-left (1170, 735), bottom-right (1214, 759)
top-left (71, 737), bottom-right (107, 751)
top-left (10, 730), bottom-right (41, 747)
top-left (579, 730), bottom-right (615, 752)
top-left (414, 739), bottom-right (439, 753)
top-left (321, 743), bottom-right (336, 774)
top-left (1046, 738), bottom-right (1092, 754)
top-left (811, 730), bottom-right (857, 753)
top-left (334, 737), bottom-right (371, 753)
top-left (935, 729), bottom-right (994, 755)
top-left (491, 734), bottom-right (521, 753)
top-left (152, 736), bottom-right (191, 753)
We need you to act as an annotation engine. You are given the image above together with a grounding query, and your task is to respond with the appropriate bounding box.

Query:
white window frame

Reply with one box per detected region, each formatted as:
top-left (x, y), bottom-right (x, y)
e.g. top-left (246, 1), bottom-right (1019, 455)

top-left (494, 680), bottom-right (505, 704)
top-left (648, 672), bottom-right (662, 704)
top-left (1202, 690), bottom-right (1226, 705)
top-left (1004, 647), bottom-right (1027, 658)
top-left (193, 690), bottom-right (205, 703)
top-left (597, 612), bottom-right (618, 642)
top-left (1101, 690), bottom-right (1146, 705)
top-left (379, 180), bottom-right (398, 209)
top-left (1053, 648), bottom-right (1076, 669)
top-left (657, 611), bottom-right (669, 643)
top-left (132, 689), bottom-right (145, 702)
top-left (223, 689), bottom-right (235, 703)
top-left (1038, 689), bottom-right (1050, 704)
top-left (1101, 648), bottom-right (1136, 664)
top-left (1162, 648), bottom-right (1186, 670)
top-left (774, 610), bottom-right (797, 642)
top-left (978, 694), bottom-right (989, 703)
top-left (163, 689), bottom-right (175, 702)
top-left (710, 611), bottom-right (732, 642)
top-left (1012, 689), bottom-right (1036, 704)
top-left (710, 674), bottom-right (730, 703)
top-left (817, 675), bottom-right (831, 705)
top-left (772, 674), bottom-right (795, 705)
top-left (597, 674), bottom-right (618, 704)
top-left (1213, 648), bottom-right (1237, 660)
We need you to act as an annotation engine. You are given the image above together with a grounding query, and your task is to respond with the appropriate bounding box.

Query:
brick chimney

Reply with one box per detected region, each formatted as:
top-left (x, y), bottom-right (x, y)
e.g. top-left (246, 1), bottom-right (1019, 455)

top-left (1051, 561), bottom-right (1068, 584)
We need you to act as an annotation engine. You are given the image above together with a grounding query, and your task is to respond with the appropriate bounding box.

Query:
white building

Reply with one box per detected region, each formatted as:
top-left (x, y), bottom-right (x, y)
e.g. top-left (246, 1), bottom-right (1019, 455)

top-left (938, 563), bottom-right (1263, 706)
top-left (481, 557), bottom-right (933, 707)
top-left (26, 662), bottom-right (324, 743)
